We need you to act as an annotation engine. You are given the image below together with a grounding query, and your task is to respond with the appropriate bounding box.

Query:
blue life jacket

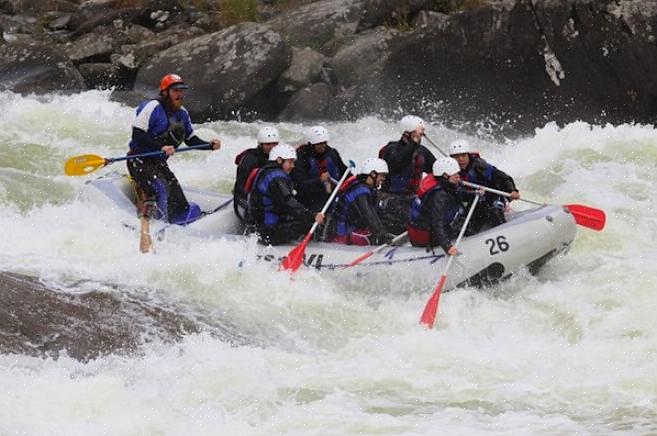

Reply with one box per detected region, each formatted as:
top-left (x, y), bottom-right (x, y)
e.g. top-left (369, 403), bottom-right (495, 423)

top-left (333, 177), bottom-right (371, 237)
top-left (462, 160), bottom-right (494, 185)
top-left (306, 155), bottom-right (340, 180)
top-left (253, 167), bottom-right (289, 227)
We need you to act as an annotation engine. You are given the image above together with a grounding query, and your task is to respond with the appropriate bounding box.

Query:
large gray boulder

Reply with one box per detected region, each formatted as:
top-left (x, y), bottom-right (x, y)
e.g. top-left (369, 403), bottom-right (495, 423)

top-left (0, 42), bottom-right (85, 94)
top-left (134, 22), bottom-right (292, 120)
top-left (277, 46), bottom-right (327, 93)
top-left (266, 0), bottom-right (364, 55)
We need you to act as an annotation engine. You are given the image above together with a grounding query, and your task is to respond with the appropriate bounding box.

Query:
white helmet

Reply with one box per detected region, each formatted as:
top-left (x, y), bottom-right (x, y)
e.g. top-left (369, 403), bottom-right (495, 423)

top-left (449, 139), bottom-right (475, 155)
top-left (307, 125), bottom-right (329, 144)
top-left (269, 144), bottom-right (297, 161)
top-left (360, 157), bottom-right (389, 175)
top-left (399, 115), bottom-right (426, 134)
top-left (257, 126), bottom-right (280, 144)
top-left (432, 157), bottom-right (460, 177)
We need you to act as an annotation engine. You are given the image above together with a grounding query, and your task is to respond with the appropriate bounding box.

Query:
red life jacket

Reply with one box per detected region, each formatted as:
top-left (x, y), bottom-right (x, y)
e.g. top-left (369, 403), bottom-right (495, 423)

top-left (338, 175), bottom-right (359, 193)
top-left (408, 174), bottom-right (439, 246)
top-left (234, 148), bottom-right (250, 165)
top-left (243, 167), bottom-right (260, 194)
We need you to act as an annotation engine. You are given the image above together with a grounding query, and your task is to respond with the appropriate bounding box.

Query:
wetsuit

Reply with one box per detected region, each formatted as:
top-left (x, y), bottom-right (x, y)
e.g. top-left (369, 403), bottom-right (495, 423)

top-left (127, 99), bottom-right (208, 224)
top-left (408, 174), bottom-right (465, 253)
top-left (233, 146), bottom-right (269, 221)
top-left (378, 136), bottom-right (436, 234)
top-left (329, 175), bottom-right (390, 246)
top-left (247, 162), bottom-right (315, 245)
top-left (291, 143), bottom-right (348, 212)
top-left (458, 156), bottom-right (517, 232)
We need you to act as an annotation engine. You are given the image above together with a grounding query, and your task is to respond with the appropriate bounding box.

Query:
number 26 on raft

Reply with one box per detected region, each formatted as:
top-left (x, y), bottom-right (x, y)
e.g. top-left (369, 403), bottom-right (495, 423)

top-left (485, 235), bottom-right (509, 256)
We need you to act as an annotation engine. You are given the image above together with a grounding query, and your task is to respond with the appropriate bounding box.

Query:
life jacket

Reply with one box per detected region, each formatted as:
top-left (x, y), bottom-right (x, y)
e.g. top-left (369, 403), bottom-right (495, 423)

top-left (460, 156), bottom-right (494, 186)
top-left (379, 141), bottom-right (425, 194)
top-left (333, 176), bottom-right (372, 238)
top-left (250, 166), bottom-right (289, 227)
top-left (234, 149), bottom-right (249, 165)
top-left (408, 175), bottom-right (463, 245)
top-left (243, 167), bottom-right (260, 194)
top-left (153, 104), bottom-right (186, 149)
top-left (234, 147), bottom-right (262, 166)
top-left (300, 144), bottom-right (340, 180)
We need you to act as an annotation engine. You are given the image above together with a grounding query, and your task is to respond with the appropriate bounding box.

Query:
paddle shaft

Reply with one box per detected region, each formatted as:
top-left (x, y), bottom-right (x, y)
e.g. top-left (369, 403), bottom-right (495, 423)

top-left (108, 143), bottom-right (212, 164)
top-left (461, 180), bottom-right (542, 206)
top-left (420, 193), bottom-right (480, 328)
top-left (347, 231), bottom-right (408, 267)
top-left (307, 164), bottom-right (354, 236)
top-left (422, 134), bottom-right (448, 157)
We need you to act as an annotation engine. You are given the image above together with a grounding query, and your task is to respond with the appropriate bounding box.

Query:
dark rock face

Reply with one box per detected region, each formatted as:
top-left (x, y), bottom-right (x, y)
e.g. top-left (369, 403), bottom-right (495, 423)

top-left (134, 22), bottom-right (292, 120)
top-left (366, 0), bottom-right (657, 132)
top-left (0, 42), bottom-right (86, 94)
top-left (0, 271), bottom-right (247, 362)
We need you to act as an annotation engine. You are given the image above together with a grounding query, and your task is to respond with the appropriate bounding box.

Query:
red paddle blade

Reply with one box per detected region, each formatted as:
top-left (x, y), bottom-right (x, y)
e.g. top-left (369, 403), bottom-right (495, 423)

top-left (566, 204), bottom-right (606, 231)
top-left (280, 234), bottom-right (312, 272)
top-left (420, 274), bottom-right (447, 328)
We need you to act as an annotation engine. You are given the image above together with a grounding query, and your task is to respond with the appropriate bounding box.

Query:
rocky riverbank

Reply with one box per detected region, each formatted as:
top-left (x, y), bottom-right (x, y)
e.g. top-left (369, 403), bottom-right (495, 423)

top-left (0, 0), bottom-right (655, 134)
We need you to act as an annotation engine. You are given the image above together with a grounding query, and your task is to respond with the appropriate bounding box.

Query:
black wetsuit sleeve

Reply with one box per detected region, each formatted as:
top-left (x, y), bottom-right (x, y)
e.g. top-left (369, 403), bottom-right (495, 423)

top-left (234, 153), bottom-right (259, 198)
top-left (269, 177), bottom-right (314, 222)
top-left (473, 158), bottom-right (517, 195)
top-left (383, 142), bottom-right (416, 173)
top-left (185, 135), bottom-right (212, 149)
top-left (429, 191), bottom-right (453, 253)
top-left (132, 127), bottom-right (161, 153)
top-left (490, 167), bottom-right (517, 193)
top-left (421, 146), bottom-right (436, 173)
top-left (332, 149), bottom-right (349, 177)
top-left (352, 193), bottom-right (386, 237)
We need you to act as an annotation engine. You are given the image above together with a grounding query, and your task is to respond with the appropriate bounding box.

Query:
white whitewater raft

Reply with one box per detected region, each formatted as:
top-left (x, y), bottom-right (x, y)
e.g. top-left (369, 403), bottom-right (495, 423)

top-left (83, 173), bottom-right (577, 291)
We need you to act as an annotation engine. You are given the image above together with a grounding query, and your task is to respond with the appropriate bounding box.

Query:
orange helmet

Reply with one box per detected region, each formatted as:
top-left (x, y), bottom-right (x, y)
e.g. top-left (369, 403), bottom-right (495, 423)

top-left (159, 74), bottom-right (188, 92)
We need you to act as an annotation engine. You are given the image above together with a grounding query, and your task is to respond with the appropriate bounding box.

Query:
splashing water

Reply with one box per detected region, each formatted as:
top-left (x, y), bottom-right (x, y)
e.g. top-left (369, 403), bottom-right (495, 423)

top-left (0, 90), bottom-right (656, 435)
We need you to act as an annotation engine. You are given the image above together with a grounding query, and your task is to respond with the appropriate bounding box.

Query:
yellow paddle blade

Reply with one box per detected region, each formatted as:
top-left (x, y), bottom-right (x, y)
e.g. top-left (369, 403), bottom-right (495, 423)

top-left (64, 154), bottom-right (107, 176)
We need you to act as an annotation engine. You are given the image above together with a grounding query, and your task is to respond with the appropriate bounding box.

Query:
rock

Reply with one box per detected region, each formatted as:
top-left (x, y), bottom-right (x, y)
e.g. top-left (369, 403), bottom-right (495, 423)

top-left (328, 26), bottom-right (402, 88)
top-left (124, 24), bottom-right (155, 44)
top-left (277, 46), bottom-right (327, 93)
top-left (278, 82), bottom-right (334, 121)
top-left (11, 0), bottom-right (78, 14)
top-left (357, 0), bottom-right (429, 32)
top-left (0, 271), bottom-right (248, 361)
top-left (78, 62), bottom-right (127, 89)
top-left (266, 0), bottom-right (364, 55)
top-left (131, 0), bottom-right (189, 31)
top-left (0, 41), bottom-right (86, 94)
top-left (329, 0), bottom-right (657, 133)
top-left (65, 31), bottom-right (116, 63)
top-left (134, 22), bottom-right (292, 120)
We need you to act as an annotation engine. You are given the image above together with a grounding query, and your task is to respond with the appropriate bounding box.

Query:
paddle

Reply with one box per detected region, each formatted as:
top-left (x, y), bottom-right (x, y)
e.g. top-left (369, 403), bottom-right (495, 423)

top-left (422, 133), bottom-right (448, 157)
top-left (280, 161), bottom-right (356, 272)
top-left (139, 216), bottom-right (152, 254)
top-left (460, 180), bottom-right (606, 231)
top-left (64, 144), bottom-right (212, 176)
top-left (420, 194), bottom-right (480, 329)
top-left (344, 231), bottom-right (408, 268)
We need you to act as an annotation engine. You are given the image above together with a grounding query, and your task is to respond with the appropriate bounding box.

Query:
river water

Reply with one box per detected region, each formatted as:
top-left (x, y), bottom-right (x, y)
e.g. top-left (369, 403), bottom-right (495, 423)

top-left (0, 90), bottom-right (655, 435)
